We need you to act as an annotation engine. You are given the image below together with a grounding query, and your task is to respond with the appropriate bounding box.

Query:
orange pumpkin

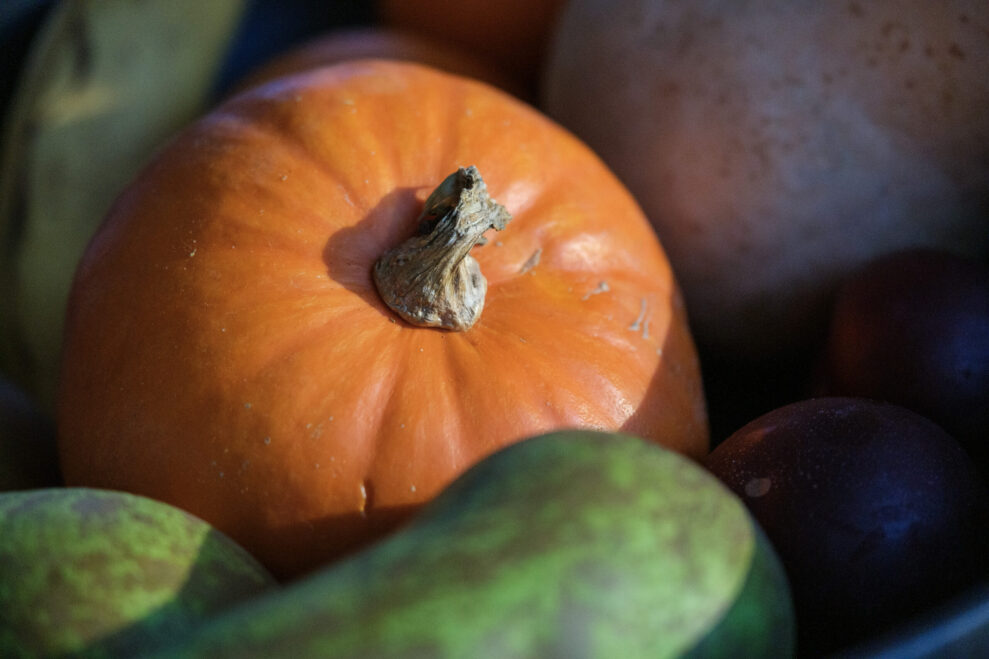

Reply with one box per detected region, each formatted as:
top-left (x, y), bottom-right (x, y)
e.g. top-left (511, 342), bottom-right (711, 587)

top-left (237, 27), bottom-right (525, 99)
top-left (57, 60), bottom-right (708, 579)
top-left (376, 0), bottom-right (567, 94)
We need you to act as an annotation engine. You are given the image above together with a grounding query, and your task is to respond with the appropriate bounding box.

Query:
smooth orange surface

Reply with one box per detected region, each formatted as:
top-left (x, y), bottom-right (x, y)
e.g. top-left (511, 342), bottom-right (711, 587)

top-left (237, 27), bottom-right (526, 99)
top-left (377, 0), bottom-right (566, 91)
top-left (57, 61), bottom-right (707, 579)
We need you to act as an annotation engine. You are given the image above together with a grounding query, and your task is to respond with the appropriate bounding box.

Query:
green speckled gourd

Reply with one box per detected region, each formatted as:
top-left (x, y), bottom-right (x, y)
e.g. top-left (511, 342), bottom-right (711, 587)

top-left (0, 487), bottom-right (277, 658)
top-left (151, 431), bottom-right (794, 658)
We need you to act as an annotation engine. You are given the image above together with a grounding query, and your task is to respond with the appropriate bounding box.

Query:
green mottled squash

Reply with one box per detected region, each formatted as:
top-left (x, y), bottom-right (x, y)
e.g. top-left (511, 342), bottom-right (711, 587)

top-left (152, 431), bottom-right (794, 658)
top-left (0, 487), bottom-right (277, 658)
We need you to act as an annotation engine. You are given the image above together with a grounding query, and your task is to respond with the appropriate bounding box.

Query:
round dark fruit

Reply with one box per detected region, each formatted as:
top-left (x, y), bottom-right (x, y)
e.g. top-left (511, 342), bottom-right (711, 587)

top-left (822, 248), bottom-right (989, 462)
top-left (704, 397), bottom-right (989, 655)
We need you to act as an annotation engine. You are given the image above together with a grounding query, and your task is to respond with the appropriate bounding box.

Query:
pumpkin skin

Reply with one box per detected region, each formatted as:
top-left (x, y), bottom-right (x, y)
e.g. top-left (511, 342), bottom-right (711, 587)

top-left (57, 60), bottom-right (707, 579)
top-left (237, 27), bottom-right (525, 99)
top-left (376, 0), bottom-right (566, 94)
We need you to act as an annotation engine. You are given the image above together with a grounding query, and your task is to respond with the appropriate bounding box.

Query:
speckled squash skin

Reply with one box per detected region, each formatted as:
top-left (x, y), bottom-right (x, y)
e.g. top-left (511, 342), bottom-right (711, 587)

top-left (151, 431), bottom-right (795, 658)
top-left (56, 61), bottom-right (708, 579)
top-left (0, 487), bottom-right (276, 658)
top-left (544, 0), bottom-right (989, 359)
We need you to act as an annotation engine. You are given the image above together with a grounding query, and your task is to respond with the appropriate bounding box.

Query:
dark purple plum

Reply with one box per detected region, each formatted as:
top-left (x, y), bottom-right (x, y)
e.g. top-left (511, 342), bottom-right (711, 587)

top-left (822, 248), bottom-right (989, 464)
top-left (704, 397), bottom-right (989, 655)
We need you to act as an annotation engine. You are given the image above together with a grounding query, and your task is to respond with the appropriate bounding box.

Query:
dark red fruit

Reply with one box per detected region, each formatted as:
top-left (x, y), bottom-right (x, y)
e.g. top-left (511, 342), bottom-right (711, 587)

top-left (822, 248), bottom-right (989, 462)
top-left (704, 397), bottom-right (989, 655)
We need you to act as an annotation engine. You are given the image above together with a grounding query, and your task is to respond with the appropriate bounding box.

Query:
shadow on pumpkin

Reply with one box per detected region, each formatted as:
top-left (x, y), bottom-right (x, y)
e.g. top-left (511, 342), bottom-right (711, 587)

top-left (270, 501), bottom-right (421, 583)
top-left (617, 303), bottom-right (711, 462)
top-left (322, 185), bottom-right (424, 322)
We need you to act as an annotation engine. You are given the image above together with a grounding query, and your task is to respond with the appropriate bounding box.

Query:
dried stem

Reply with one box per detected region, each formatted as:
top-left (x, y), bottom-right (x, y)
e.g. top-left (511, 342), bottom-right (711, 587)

top-left (373, 166), bottom-right (511, 331)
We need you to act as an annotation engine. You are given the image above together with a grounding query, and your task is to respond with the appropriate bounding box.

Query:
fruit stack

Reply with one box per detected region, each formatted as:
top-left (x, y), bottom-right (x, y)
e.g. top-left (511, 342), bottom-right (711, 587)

top-left (1, 1), bottom-right (986, 657)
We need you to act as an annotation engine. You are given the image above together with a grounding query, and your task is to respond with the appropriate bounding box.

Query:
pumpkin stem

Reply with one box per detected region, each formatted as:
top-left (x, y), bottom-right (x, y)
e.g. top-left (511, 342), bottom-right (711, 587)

top-left (373, 166), bottom-right (511, 331)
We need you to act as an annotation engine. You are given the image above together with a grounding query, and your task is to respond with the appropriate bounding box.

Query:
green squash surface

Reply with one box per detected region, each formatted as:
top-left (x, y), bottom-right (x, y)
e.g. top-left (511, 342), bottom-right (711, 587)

top-left (152, 430), bottom-right (793, 658)
top-left (0, 487), bottom-right (277, 658)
